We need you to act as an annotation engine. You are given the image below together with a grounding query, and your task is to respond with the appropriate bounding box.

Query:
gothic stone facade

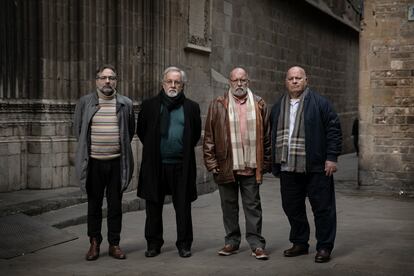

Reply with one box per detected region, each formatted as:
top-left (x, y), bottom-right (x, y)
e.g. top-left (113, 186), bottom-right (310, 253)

top-left (359, 0), bottom-right (414, 193)
top-left (0, 0), bottom-right (360, 192)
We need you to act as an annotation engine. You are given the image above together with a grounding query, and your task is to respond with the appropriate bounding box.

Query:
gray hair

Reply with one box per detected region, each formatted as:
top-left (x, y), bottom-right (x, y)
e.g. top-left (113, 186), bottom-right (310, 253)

top-left (162, 66), bottom-right (187, 84)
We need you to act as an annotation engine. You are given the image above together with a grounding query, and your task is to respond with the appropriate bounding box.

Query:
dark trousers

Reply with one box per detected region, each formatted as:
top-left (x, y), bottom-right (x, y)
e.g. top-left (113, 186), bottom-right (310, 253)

top-left (87, 157), bottom-right (122, 245)
top-left (145, 163), bottom-right (193, 251)
top-left (218, 174), bottom-right (266, 250)
top-left (280, 171), bottom-right (337, 251)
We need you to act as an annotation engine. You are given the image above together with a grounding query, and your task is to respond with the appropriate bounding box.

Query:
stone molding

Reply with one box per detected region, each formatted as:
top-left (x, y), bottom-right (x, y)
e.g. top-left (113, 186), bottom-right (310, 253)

top-left (185, 0), bottom-right (212, 54)
top-left (0, 100), bottom-right (75, 114)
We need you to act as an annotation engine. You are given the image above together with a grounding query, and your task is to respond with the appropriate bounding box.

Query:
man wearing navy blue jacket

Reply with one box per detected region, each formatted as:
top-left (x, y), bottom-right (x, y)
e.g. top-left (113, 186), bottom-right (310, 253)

top-left (270, 66), bottom-right (342, 263)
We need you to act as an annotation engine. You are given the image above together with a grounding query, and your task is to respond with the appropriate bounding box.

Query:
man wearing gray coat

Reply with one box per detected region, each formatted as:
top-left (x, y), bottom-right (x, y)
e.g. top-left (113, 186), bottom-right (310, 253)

top-left (74, 64), bottom-right (135, 261)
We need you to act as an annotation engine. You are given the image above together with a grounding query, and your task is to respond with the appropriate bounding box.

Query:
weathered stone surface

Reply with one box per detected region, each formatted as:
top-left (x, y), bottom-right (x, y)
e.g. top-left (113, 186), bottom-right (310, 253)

top-left (0, 0), bottom-right (360, 191)
top-left (359, 0), bottom-right (414, 192)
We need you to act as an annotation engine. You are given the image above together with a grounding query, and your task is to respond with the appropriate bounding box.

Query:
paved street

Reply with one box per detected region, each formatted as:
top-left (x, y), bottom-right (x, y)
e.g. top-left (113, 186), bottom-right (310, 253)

top-left (0, 154), bottom-right (413, 275)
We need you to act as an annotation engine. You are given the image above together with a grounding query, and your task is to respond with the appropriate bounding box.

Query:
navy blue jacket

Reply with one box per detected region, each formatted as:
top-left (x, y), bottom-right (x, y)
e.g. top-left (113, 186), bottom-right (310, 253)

top-left (270, 89), bottom-right (342, 176)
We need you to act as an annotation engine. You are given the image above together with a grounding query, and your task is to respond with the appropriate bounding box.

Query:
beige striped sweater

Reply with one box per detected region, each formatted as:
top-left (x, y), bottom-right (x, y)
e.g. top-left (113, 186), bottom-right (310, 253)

top-left (90, 91), bottom-right (120, 160)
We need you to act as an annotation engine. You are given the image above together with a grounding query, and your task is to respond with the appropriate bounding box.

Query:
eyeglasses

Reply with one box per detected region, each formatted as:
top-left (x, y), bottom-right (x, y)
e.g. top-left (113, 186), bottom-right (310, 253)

top-left (163, 80), bottom-right (182, 86)
top-left (96, 76), bottom-right (117, 81)
top-left (230, 79), bottom-right (249, 85)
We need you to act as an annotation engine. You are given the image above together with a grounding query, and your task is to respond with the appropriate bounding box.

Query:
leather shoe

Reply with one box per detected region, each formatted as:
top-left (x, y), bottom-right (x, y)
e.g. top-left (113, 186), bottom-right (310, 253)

top-left (145, 248), bottom-right (161, 257)
top-left (251, 247), bottom-right (269, 260)
top-left (85, 238), bottom-right (100, 261)
top-left (283, 244), bottom-right (309, 257)
top-left (218, 244), bottom-right (239, 256)
top-left (109, 245), bottom-right (126, 259)
top-left (315, 249), bottom-right (331, 263)
top-left (178, 248), bottom-right (192, 258)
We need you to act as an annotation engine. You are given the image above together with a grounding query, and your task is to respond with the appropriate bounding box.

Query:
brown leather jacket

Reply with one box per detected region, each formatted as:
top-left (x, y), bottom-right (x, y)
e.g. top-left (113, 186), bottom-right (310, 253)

top-left (203, 92), bottom-right (271, 184)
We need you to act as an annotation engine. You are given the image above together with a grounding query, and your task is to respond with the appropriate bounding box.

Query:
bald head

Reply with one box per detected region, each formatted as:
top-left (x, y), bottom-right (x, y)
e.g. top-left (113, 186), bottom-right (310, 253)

top-left (285, 66), bottom-right (308, 98)
top-left (229, 67), bottom-right (248, 79)
top-left (286, 66), bottom-right (306, 78)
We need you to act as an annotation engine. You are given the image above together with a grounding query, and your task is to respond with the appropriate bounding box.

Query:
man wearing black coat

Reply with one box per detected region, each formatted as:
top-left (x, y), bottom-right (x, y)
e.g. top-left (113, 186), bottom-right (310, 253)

top-left (137, 66), bottom-right (201, 258)
top-left (270, 66), bottom-right (342, 263)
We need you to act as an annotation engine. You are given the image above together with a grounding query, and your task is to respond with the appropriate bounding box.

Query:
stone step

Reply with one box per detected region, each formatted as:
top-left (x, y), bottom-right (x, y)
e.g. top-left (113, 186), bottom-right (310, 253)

top-left (34, 190), bottom-right (147, 228)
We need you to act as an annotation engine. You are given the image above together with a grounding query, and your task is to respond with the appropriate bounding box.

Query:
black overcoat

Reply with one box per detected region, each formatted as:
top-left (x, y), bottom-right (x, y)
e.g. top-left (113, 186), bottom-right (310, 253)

top-left (136, 93), bottom-right (201, 203)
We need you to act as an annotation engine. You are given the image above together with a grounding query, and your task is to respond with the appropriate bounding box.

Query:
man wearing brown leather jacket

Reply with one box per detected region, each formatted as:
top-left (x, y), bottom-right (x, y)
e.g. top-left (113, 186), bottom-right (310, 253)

top-left (203, 67), bottom-right (271, 260)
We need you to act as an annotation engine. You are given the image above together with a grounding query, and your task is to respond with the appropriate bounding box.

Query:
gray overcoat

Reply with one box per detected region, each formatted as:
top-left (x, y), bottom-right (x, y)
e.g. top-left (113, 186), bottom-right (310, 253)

top-left (73, 91), bottom-right (135, 193)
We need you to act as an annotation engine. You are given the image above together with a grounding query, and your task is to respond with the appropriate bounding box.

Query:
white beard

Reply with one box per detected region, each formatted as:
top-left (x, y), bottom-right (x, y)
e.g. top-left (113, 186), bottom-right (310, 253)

top-left (166, 90), bottom-right (179, 97)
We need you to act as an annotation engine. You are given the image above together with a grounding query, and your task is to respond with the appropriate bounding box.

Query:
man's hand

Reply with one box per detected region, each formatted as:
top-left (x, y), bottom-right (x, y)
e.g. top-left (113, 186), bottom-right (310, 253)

top-left (325, 161), bottom-right (337, 176)
top-left (212, 167), bottom-right (220, 174)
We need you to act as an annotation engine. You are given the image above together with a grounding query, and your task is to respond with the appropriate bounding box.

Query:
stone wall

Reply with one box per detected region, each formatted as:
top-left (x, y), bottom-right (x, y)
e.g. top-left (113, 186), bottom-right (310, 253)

top-left (359, 0), bottom-right (414, 192)
top-left (0, 0), bottom-right (360, 192)
top-left (0, 101), bottom-right (77, 191)
top-left (208, 0), bottom-right (359, 153)
top-left (0, 0), bottom-right (157, 192)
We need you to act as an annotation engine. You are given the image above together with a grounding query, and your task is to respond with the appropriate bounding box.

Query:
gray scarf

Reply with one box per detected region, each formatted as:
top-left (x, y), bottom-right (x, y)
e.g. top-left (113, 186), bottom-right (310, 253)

top-left (275, 88), bottom-right (308, 172)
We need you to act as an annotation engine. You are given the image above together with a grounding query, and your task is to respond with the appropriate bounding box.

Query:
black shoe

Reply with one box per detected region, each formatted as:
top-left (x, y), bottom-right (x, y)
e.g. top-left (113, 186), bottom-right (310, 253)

top-left (178, 248), bottom-right (192, 258)
top-left (315, 249), bottom-right (331, 263)
top-left (145, 248), bottom-right (160, 257)
top-left (283, 244), bottom-right (309, 257)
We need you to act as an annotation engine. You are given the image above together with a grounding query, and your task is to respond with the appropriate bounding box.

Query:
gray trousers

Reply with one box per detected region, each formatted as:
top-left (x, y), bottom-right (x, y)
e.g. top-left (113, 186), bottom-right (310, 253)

top-left (218, 174), bottom-right (266, 250)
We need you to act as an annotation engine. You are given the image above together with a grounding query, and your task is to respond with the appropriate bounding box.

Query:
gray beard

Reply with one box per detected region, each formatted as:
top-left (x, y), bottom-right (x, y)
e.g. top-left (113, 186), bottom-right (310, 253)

top-left (100, 87), bottom-right (115, 96)
top-left (231, 87), bottom-right (247, 97)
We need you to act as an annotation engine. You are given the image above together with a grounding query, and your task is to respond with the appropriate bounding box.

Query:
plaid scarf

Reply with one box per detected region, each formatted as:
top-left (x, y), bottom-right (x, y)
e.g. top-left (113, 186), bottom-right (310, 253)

top-left (275, 88), bottom-right (308, 172)
top-left (228, 88), bottom-right (257, 170)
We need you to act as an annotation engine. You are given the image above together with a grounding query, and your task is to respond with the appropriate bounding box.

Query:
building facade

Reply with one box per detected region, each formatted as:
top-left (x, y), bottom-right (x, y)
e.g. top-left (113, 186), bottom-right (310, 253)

top-left (359, 0), bottom-right (414, 193)
top-left (0, 0), bottom-right (361, 192)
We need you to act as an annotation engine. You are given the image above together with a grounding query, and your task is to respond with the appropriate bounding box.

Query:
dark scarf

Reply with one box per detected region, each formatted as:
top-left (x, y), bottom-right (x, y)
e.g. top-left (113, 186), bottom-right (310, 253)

top-left (159, 89), bottom-right (186, 137)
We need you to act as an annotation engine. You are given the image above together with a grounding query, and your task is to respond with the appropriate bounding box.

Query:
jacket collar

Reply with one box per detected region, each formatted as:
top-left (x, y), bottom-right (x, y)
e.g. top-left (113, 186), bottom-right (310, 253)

top-left (217, 92), bottom-right (230, 109)
top-left (91, 91), bottom-right (125, 113)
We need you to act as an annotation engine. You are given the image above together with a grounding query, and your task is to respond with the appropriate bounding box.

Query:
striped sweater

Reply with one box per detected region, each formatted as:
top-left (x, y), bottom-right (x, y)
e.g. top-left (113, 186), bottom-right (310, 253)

top-left (90, 92), bottom-right (120, 160)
